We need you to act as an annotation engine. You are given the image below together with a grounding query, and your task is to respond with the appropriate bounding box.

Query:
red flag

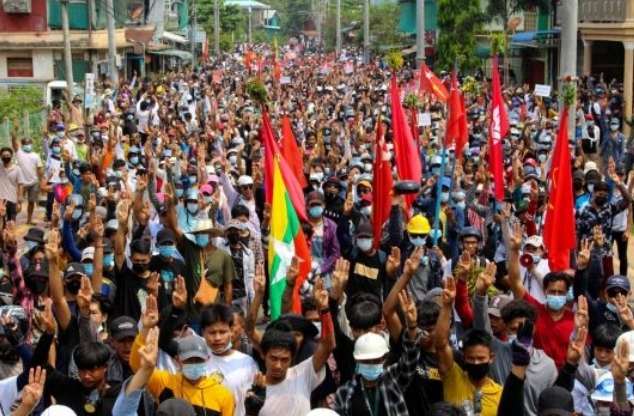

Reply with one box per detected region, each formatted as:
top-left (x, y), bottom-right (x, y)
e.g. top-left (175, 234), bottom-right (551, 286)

top-left (280, 115), bottom-right (308, 189)
top-left (244, 46), bottom-right (252, 72)
top-left (390, 75), bottom-right (422, 211)
top-left (488, 55), bottom-right (508, 202)
top-left (372, 114), bottom-right (393, 249)
top-left (202, 38), bottom-right (209, 62)
top-left (410, 107), bottom-right (420, 149)
top-left (420, 63), bottom-right (449, 102)
top-left (261, 107), bottom-right (308, 222)
top-left (543, 108), bottom-right (576, 271)
top-left (445, 70), bottom-right (463, 149)
top-left (274, 59), bottom-right (281, 82)
top-left (456, 94), bottom-right (468, 160)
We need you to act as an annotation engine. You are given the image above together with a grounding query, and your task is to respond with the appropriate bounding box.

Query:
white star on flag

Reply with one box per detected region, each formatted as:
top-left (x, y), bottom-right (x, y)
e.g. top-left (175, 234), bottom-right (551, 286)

top-left (271, 238), bottom-right (295, 285)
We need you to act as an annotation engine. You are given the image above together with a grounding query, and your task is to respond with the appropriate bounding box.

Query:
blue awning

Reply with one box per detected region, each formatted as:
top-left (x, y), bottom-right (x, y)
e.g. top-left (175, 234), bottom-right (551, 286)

top-left (510, 30), bottom-right (561, 43)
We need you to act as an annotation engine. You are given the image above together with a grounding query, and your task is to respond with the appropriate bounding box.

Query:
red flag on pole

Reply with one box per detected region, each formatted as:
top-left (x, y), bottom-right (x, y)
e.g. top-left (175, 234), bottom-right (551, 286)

top-left (420, 63), bottom-right (449, 102)
top-left (372, 114), bottom-right (393, 249)
top-left (445, 70), bottom-right (463, 149)
top-left (261, 107), bottom-right (308, 222)
top-left (456, 94), bottom-right (469, 161)
top-left (488, 55), bottom-right (508, 202)
top-left (280, 114), bottom-right (308, 189)
top-left (410, 107), bottom-right (420, 149)
top-left (543, 107), bottom-right (576, 271)
top-left (390, 75), bottom-right (422, 211)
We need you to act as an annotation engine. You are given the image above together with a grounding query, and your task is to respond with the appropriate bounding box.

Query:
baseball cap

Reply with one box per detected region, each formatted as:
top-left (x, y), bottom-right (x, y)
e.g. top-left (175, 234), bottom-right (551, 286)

top-left (357, 179), bottom-right (372, 189)
top-left (225, 219), bottom-right (245, 231)
top-left (24, 228), bottom-right (45, 244)
top-left (307, 191), bottom-right (324, 205)
top-left (237, 175), bottom-right (254, 186)
top-left (157, 228), bottom-right (177, 245)
top-left (538, 386), bottom-right (573, 416)
top-left (178, 336), bottom-right (209, 361)
top-left (573, 170), bottom-right (585, 181)
top-left (64, 262), bottom-right (86, 279)
top-left (81, 247), bottom-right (95, 262)
top-left (488, 295), bottom-right (511, 318)
top-left (525, 235), bottom-right (544, 249)
top-left (606, 275), bottom-right (631, 292)
top-left (584, 161), bottom-right (598, 174)
top-left (109, 316), bottom-right (139, 341)
top-left (157, 398), bottom-right (196, 416)
top-left (356, 222), bottom-right (374, 238)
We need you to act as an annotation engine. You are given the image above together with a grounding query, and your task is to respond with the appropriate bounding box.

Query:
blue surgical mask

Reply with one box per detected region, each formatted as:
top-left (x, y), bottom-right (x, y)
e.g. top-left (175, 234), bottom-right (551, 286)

top-left (340, 180), bottom-right (347, 189)
top-left (357, 363), bottom-right (384, 381)
top-left (606, 302), bottom-right (618, 314)
top-left (114, 170), bottom-right (122, 178)
top-left (546, 295), bottom-right (566, 311)
top-left (587, 184), bottom-right (594, 193)
top-left (538, 154), bottom-right (547, 163)
top-left (26, 240), bottom-right (39, 251)
top-left (182, 363), bottom-right (206, 381)
top-left (23, 145), bottom-right (32, 152)
top-left (72, 168), bottom-right (80, 176)
top-left (189, 176), bottom-right (197, 185)
top-left (163, 149), bottom-right (172, 158)
top-left (532, 254), bottom-right (542, 264)
top-left (430, 167), bottom-right (440, 175)
top-left (204, 196), bottom-right (213, 204)
top-left (176, 189), bottom-right (184, 198)
top-left (456, 201), bottom-right (466, 210)
top-left (83, 263), bottom-right (94, 276)
top-left (229, 155), bottom-right (238, 165)
top-left (187, 203), bottom-right (199, 214)
top-left (52, 146), bottom-right (61, 155)
top-left (57, 131), bottom-right (65, 138)
top-left (103, 254), bottom-right (115, 268)
top-left (72, 210), bottom-right (82, 220)
top-left (158, 245), bottom-right (176, 258)
top-left (126, 114), bottom-right (134, 121)
top-left (360, 206), bottom-right (372, 217)
top-left (357, 238), bottom-right (373, 252)
top-left (309, 206), bottom-right (323, 218)
top-left (195, 234), bottom-right (210, 247)
top-left (130, 156), bottom-right (139, 165)
top-left (410, 236), bottom-right (426, 247)
top-left (440, 192), bottom-right (450, 203)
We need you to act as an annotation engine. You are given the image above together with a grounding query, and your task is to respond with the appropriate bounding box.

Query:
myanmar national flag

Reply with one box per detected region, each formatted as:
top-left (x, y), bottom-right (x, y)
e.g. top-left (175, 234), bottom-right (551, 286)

top-left (268, 155), bottom-right (311, 320)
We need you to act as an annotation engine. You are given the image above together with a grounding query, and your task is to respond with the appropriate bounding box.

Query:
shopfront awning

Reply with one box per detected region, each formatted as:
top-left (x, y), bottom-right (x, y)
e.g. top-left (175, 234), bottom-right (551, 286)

top-left (162, 31), bottom-right (189, 44)
top-left (510, 30), bottom-right (561, 44)
top-left (150, 49), bottom-right (193, 61)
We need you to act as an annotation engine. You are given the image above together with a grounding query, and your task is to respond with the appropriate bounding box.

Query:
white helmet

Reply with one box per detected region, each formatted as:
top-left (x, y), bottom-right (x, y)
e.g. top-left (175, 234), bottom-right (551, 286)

top-left (305, 410), bottom-right (339, 416)
top-left (41, 405), bottom-right (77, 416)
top-left (237, 175), bottom-right (254, 187)
top-left (353, 332), bottom-right (389, 360)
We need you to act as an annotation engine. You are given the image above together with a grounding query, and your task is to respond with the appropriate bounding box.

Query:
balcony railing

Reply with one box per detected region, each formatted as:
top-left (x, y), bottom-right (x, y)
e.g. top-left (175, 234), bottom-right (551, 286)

top-left (556, 0), bottom-right (627, 25)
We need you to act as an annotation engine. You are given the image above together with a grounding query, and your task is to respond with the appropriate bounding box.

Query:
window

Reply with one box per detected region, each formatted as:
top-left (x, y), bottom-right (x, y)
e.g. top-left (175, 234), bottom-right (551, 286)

top-left (7, 57), bottom-right (33, 77)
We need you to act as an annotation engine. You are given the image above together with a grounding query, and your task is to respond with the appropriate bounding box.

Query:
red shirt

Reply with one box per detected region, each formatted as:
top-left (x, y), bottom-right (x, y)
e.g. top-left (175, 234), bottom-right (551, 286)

top-left (524, 292), bottom-right (575, 370)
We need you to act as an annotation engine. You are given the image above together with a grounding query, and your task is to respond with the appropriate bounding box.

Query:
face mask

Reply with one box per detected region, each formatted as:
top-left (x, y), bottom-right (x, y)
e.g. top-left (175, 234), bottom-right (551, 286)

top-left (72, 168), bottom-right (80, 176)
top-left (566, 286), bottom-right (574, 302)
top-left (132, 262), bottom-right (149, 275)
top-left (506, 334), bottom-right (517, 345)
top-left (352, 173), bottom-right (360, 183)
top-left (114, 170), bottom-right (122, 179)
top-left (594, 195), bottom-right (608, 206)
top-left (60, 178), bottom-right (69, 184)
top-left (357, 238), bottom-right (373, 252)
top-left (187, 203), bottom-right (199, 214)
top-left (103, 254), bottom-right (115, 268)
top-left (532, 254), bottom-right (541, 264)
top-left (357, 363), bottom-right (384, 381)
top-left (65, 280), bottom-right (81, 295)
top-left (440, 192), bottom-right (450, 203)
top-left (410, 236), bottom-right (426, 247)
top-left (126, 114), bottom-right (134, 121)
top-left (196, 234), bottom-right (210, 247)
top-left (610, 125), bottom-right (619, 132)
top-left (228, 155), bottom-right (238, 165)
top-left (83, 263), bottom-right (94, 276)
top-left (130, 156), bottom-right (139, 165)
top-left (531, 132), bottom-right (538, 139)
top-left (364, 163), bottom-right (373, 173)
top-left (57, 131), bottom-right (65, 138)
top-left (606, 302), bottom-right (618, 314)
top-left (26, 240), bottom-right (39, 251)
top-left (430, 167), bottom-right (440, 175)
top-left (309, 174), bottom-right (321, 182)
top-left (546, 295), bottom-right (566, 311)
top-left (23, 145), bottom-right (32, 152)
top-left (52, 146), bottom-right (61, 155)
top-left (190, 176), bottom-right (197, 185)
top-left (182, 363), bottom-right (206, 381)
top-left (72, 210), bottom-right (83, 220)
top-left (462, 362), bottom-right (490, 380)
top-left (309, 206), bottom-right (323, 218)
top-left (587, 184), bottom-right (594, 193)
top-left (360, 205), bottom-right (372, 217)
top-left (204, 196), bottom-right (213, 205)
top-left (587, 121), bottom-right (594, 127)
top-left (324, 167), bottom-right (331, 175)
top-left (1, 156), bottom-right (11, 165)
top-left (227, 233), bottom-right (241, 245)
top-left (158, 245), bottom-right (176, 258)
top-left (538, 154), bottom-right (547, 163)
top-left (176, 189), bottom-right (184, 198)
top-left (456, 201), bottom-right (466, 210)
top-left (212, 342), bottom-right (233, 355)
top-left (164, 149), bottom-right (172, 158)
top-left (26, 279), bottom-right (47, 294)
top-left (473, 156), bottom-right (480, 164)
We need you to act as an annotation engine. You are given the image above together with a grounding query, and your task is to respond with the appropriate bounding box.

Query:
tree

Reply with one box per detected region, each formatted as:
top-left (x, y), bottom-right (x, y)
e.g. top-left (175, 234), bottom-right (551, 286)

top-left (196, 0), bottom-right (245, 40)
top-left (485, 0), bottom-right (550, 28)
top-left (369, 3), bottom-right (407, 50)
top-left (436, 0), bottom-right (487, 71)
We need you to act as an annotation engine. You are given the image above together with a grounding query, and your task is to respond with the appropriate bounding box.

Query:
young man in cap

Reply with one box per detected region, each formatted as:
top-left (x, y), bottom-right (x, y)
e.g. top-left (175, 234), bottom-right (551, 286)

top-left (131, 295), bottom-right (235, 416)
top-left (306, 190), bottom-right (340, 289)
top-left (20, 228), bottom-right (45, 272)
top-left (611, 164), bottom-right (630, 276)
top-left (222, 219), bottom-right (255, 315)
top-left (11, 122), bottom-right (43, 225)
top-left (149, 228), bottom-right (186, 298)
top-left (519, 235), bottom-right (550, 304)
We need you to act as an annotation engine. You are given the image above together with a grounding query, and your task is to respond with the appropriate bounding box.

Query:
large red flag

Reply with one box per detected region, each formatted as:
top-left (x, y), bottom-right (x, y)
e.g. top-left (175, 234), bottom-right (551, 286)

top-left (372, 114), bottom-right (393, 249)
top-left (261, 106), bottom-right (308, 222)
top-left (543, 108), bottom-right (576, 271)
top-left (456, 94), bottom-right (468, 161)
top-left (420, 63), bottom-right (449, 102)
top-left (445, 70), bottom-right (463, 149)
top-left (488, 55), bottom-right (508, 202)
top-left (390, 75), bottom-right (422, 211)
top-left (280, 115), bottom-right (308, 189)
top-left (410, 107), bottom-right (420, 149)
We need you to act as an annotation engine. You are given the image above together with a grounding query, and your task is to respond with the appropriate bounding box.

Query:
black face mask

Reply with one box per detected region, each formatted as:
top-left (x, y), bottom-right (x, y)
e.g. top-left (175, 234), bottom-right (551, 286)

top-left (65, 280), bottom-right (81, 295)
top-left (462, 361), bottom-right (490, 380)
top-left (573, 181), bottom-right (583, 191)
top-left (594, 195), bottom-right (608, 206)
top-left (26, 278), bottom-right (47, 294)
top-left (227, 233), bottom-right (241, 245)
top-left (1, 156), bottom-right (11, 165)
top-left (132, 262), bottom-right (150, 275)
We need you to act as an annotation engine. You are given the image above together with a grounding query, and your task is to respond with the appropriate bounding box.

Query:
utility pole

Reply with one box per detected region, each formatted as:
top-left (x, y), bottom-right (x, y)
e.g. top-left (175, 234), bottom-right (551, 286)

top-left (335, 0), bottom-right (341, 56)
top-left (106, 0), bottom-right (118, 85)
top-left (60, 0), bottom-right (74, 98)
top-left (415, 0), bottom-right (425, 69)
top-left (214, 0), bottom-right (220, 56)
top-left (248, 7), bottom-right (252, 44)
top-left (558, 0), bottom-right (578, 139)
top-left (363, 0), bottom-right (370, 64)
top-left (190, 0), bottom-right (197, 58)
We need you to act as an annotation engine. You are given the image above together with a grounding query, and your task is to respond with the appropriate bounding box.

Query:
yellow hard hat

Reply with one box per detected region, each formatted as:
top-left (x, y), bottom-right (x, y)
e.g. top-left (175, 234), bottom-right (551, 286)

top-left (67, 123), bottom-right (79, 132)
top-left (156, 86), bottom-right (164, 93)
top-left (407, 214), bottom-right (431, 234)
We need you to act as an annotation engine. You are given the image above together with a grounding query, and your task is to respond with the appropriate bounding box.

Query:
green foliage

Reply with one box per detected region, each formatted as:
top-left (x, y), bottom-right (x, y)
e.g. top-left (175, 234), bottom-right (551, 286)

top-left (265, 0), bottom-right (313, 38)
top-left (485, 0), bottom-right (550, 27)
top-left (437, 0), bottom-right (486, 71)
top-left (0, 86), bottom-right (44, 122)
top-left (491, 32), bottom-right (507, 55)
top-left (196, 0), bottom-right (245, 40)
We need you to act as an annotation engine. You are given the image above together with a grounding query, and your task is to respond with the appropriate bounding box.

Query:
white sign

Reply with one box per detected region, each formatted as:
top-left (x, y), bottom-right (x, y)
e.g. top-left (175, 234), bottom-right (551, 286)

top-left (418, 113), bottom-right (432, 127)
top-left (280, 76), bottom-right (292, 85)
top-left (85, 73), bottom-right (95, 95)
top-left (535, 84), bottom-right (552, 97)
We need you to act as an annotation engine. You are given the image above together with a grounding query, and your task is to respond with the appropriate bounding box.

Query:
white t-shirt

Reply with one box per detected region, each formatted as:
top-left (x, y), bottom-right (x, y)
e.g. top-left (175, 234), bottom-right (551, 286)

top-left (206, 350), bottom-right (259, 416)
top-left (15, 148), bottom-right (42, 186)
top-left (0, 375), bottom-right (18, 416)
top-left (519, 260), bottom-right (551, 304)
top-left (259, 357), bottom-right (325, 416)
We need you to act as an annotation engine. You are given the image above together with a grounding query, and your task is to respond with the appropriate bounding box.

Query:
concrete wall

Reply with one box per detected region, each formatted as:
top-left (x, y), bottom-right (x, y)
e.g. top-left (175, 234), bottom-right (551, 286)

top-left (0, 50), bottom-right (55, 80)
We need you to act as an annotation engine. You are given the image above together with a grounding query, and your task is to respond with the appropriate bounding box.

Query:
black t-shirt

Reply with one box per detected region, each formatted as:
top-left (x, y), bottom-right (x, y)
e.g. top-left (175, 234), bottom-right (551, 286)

top-left (149, 255), bottom-right (186, 297)
top-left (112, 262), bottom-right (168, 322)
top-left (348, 384), bottom-right (387, 416)
top-left (345, 250), bottom-right (386, 300)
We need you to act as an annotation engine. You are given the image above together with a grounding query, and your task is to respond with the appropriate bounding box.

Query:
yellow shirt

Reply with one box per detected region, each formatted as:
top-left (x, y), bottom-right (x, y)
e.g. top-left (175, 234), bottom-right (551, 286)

top-left (442, 363), bottom-right (502, 416)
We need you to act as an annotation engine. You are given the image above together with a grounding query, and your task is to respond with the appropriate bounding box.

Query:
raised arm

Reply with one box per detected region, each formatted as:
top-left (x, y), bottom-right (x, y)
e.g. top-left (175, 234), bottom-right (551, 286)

top-left (281, 256), bottom-right (300, 314)
top-left (435, 276), bottom-right (457, 377)
top-left (246, 263), bottom-right (265, 348)
top-left (114, 199), bottom-right (130, 271)
top-left (472, 263), bottom-right (497, 333)
top-left (507, 222), bottom-right (526, 300)
top-left (46, 229), bottom-right (72, 331)
top-left (312, 273), bottom-right (337, 373)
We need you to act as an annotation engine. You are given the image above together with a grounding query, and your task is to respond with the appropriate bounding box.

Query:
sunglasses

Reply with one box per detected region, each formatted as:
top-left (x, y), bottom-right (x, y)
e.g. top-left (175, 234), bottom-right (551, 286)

top-left (357, 188), bottom-right (371, 195)
top-left (240, 185), bottom-right (254, 190)
top-left (608, 289), bottom-right (628, 298)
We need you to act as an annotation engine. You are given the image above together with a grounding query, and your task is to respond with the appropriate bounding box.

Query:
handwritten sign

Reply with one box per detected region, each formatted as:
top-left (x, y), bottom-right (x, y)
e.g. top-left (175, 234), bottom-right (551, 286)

top-left (534, 84), bottom-right (552, 97)
top-left (418, 113), bottom-right (432, 127)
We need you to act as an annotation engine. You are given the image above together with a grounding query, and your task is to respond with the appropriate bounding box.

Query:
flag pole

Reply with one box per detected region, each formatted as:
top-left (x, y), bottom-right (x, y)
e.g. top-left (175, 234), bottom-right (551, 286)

top-left (432, 108), bottom-right (449, 246)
